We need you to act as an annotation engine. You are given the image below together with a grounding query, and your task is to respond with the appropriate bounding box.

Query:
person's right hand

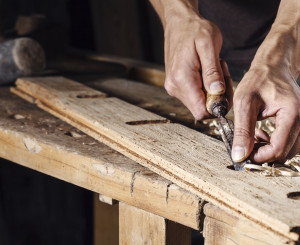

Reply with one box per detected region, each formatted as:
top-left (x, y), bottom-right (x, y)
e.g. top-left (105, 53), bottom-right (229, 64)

top-left (164, 11), bottom-right (233, 120)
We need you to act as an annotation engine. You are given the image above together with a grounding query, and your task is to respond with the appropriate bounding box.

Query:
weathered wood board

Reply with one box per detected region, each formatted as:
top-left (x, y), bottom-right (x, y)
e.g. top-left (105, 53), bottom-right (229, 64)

top-left (203, 203), bottom-right (293, 245)
top-left (119, 202), bottom-right (191, 245)
top-left (13, 76), bottom-right (300, 242)
top-left (87, 78), bottom-right (235, 136)
top-left (0, 88), bottom-right (202, 230)
top-left (87, 54), bottom-right (166, 87)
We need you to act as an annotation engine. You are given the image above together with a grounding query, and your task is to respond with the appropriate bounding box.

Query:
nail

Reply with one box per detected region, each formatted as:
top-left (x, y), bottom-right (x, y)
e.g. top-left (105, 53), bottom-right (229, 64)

top-left (210, 81), bottom-right (225, 94)
top-left (232, 146), bottom-right (246, 162)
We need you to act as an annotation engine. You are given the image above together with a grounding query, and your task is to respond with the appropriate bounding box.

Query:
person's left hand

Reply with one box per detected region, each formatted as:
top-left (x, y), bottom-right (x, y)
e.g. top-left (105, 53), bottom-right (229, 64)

top-left (231, 64), bottom-right (300, 163)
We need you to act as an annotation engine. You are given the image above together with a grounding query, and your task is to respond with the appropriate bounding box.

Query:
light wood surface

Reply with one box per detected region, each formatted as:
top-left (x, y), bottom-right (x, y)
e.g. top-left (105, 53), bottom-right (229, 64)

top-left (203, 203), bottom-right (293, 245)
top-left (87, 78), bottom-right (234, 135)
top-left (98, 194), bottom-right (118, 205)
top-left (13, 76), bottom-right (300, 242)
top-left (0, 88), bottom-right (202, 230)
top-left (119, 202), bottom-right (191, 245)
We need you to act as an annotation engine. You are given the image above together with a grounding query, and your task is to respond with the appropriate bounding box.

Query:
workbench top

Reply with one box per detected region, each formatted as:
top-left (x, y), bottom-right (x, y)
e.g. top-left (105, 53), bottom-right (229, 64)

top-left (0, 72), bottom-right (299, 245)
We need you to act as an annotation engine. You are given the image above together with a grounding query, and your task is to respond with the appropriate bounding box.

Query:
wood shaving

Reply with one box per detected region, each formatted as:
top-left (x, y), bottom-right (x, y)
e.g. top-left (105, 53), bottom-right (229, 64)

top-left (13, 114), bottom-right (26, 120)
top-left (206, 118), bottom-right (300, 177)
top-left (70, 130), bottom-right (86, 139)
top-left (245, 162), bottom-right (300, 177)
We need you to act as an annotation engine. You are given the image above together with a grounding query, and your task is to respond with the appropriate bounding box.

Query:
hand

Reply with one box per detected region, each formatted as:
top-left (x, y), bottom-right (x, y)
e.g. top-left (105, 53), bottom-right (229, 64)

top-left (232, 65), bottom-right (300, 163)
top-left (164, 12), bottom-right (233, 119)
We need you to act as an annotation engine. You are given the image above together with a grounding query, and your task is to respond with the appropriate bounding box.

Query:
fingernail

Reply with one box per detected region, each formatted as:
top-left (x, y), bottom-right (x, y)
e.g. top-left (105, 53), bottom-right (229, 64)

top-left (210, 81), bottom-right (225, 94)
top-left (232, 146), bottom-right (246, 162)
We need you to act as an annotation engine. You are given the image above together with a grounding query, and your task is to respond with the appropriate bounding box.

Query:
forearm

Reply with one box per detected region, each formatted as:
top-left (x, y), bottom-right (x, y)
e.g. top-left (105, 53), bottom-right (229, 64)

top-left (149, 0), bottom-right (199, 28)
top-left (252, 0), bottom-right (300, 79)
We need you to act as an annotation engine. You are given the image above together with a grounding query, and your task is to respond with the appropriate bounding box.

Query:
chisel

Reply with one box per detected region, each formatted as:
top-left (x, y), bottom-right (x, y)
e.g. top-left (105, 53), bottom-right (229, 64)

top-left (206, 93), bottom-right (251, 171)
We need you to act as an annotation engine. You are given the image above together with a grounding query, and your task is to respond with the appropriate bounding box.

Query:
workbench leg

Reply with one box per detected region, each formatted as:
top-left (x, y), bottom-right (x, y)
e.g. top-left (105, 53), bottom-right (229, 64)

top-left (94, 193), bottom-right (119, 245)
top-left (203, 203), bottom-right (292, 245)
top-left (119, 202), bottom-right (191, 245)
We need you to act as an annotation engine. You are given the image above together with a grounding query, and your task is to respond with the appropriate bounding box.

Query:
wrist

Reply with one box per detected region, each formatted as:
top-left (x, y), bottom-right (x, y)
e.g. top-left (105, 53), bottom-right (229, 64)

top-left (161, 0), bottom-right (200, 29)
top-left (251, 23), bottom-right (300, 79)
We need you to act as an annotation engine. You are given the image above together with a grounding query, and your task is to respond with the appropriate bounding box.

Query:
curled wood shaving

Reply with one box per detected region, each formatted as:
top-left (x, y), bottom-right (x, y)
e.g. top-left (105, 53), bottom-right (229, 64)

top-left (70, 130), bottom-right (86, 139)
top-left (285, 154), bottom-right (300, 172)
top-left (245, 154), bottom-right (300, 177)
top-left (256, 118), bottom-right (275, 135)
top-left (245, 161), bottom-right (300, 177)
top-left (206, 118), bottom-right (300, 177)
top-left (13, 114), bottom-right (26, 120)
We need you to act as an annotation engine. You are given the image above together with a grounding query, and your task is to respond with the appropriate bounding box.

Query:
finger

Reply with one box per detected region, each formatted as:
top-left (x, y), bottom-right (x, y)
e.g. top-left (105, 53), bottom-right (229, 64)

top-left (195, 41), bottom-right (225, 95)
top-left (286, 137), bottom-right (300, 160)
top-left (232, 93), bottom-right (259, 162)
top-left (254, 128), bottom-right (270, 143)
top-left (221, 60), bottom-right (233, 110)
top-left (252, 109), bottom-right (299, 163)
top-left (251, 129), bottom-right (270, 158)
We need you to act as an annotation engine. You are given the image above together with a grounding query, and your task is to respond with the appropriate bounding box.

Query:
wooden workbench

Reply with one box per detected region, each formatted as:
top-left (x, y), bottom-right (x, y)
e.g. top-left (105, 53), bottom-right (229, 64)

top-left (0, 57), bottom-right (299, 245)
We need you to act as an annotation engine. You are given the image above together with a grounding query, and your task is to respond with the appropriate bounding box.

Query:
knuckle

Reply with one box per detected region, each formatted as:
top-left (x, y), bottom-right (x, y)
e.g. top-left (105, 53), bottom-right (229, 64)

top-left (170, 69), bottom-right (186, 87)
top-left (273, 146), bottom-right (288, 161)
top-left (203, 66), bottom-right (221, 78)
top-left (165, 69), bottom-right (186, 97)
top-left (193, 110), bottom-right (206, 121)
top-left (196, 38), bottom-right (214, 51)
top-left (234, 127), bottom-right (252, 139)
top-left (200, 20), bottom-right (220, 36)
top-left (164, 80), bottom-right (176, 97)
top-left (234, 92), bottom-right (257, 112)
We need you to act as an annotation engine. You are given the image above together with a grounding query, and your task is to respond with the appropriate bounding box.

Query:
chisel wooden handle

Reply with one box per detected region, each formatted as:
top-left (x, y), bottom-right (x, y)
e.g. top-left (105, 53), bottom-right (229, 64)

top-left (206, 93), bottom-right (229, 117)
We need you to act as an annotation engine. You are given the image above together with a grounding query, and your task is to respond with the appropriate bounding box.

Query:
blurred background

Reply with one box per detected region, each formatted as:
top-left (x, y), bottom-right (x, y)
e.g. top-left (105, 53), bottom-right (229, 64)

top-left (0, 0), bottom-right (164, 64)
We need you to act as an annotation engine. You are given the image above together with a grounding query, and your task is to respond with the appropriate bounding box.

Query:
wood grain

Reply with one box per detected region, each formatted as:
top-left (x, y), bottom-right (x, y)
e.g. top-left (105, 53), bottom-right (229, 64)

top-left (0, 88), bottom-right (202, 230)
top-left (87, 78), bottom-right (233, 135)
top-left (13, 77), bottom-right (300, 242)
top-left (203, 203), bottom-right (293, 245)
top-left (119, 202), bottom-right (191, 245)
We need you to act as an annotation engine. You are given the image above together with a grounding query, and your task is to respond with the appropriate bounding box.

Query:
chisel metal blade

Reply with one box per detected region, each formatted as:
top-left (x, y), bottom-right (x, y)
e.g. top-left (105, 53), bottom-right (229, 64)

top-left (217, 117), bottom-right (250, 171)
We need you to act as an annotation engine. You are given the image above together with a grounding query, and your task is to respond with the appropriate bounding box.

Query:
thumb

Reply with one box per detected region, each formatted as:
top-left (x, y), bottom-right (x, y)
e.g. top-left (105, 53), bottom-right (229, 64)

top-left (196, 42), bottom-right (225, 95)
top-left (232, 94), bottom-right (258, 162)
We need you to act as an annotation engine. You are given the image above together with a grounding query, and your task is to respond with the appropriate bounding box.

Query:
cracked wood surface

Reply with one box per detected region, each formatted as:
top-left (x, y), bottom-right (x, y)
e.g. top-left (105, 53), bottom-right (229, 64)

top-left (203, 203), bottom-right (293, 245)
top-left (0, 88), bottom-right (202, 230)
top-left (13, 76), bottom-right (300, 242)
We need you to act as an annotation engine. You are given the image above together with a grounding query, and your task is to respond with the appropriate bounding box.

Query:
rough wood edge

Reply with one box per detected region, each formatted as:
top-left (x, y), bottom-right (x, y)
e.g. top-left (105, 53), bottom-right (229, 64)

top-left (3, 89), bottom-right (203, 230)
top-left (12, 78), bottom-right (300, 241)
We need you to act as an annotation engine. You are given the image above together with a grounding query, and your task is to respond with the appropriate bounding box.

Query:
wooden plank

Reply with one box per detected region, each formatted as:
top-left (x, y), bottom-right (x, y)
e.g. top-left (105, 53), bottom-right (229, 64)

top-left (94, 193), bottom-right (119, 245)
top-left (87, 78), bottom-right (231, 135)
top-left (203, 203), bottom-right (293, 245)
top-left (87, 54), bottom-right (166, 87)
top-left (119, 202), bottom-right (191, 245)
top-left (13, 77), bottom-right (300, 242)
top-left (0, 88), bottom-right (202, 230)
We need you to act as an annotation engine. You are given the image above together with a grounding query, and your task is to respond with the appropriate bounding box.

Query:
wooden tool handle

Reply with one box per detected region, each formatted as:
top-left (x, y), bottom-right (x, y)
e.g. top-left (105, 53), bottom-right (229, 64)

top-left (206, 93), bottom-right (229, 117)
